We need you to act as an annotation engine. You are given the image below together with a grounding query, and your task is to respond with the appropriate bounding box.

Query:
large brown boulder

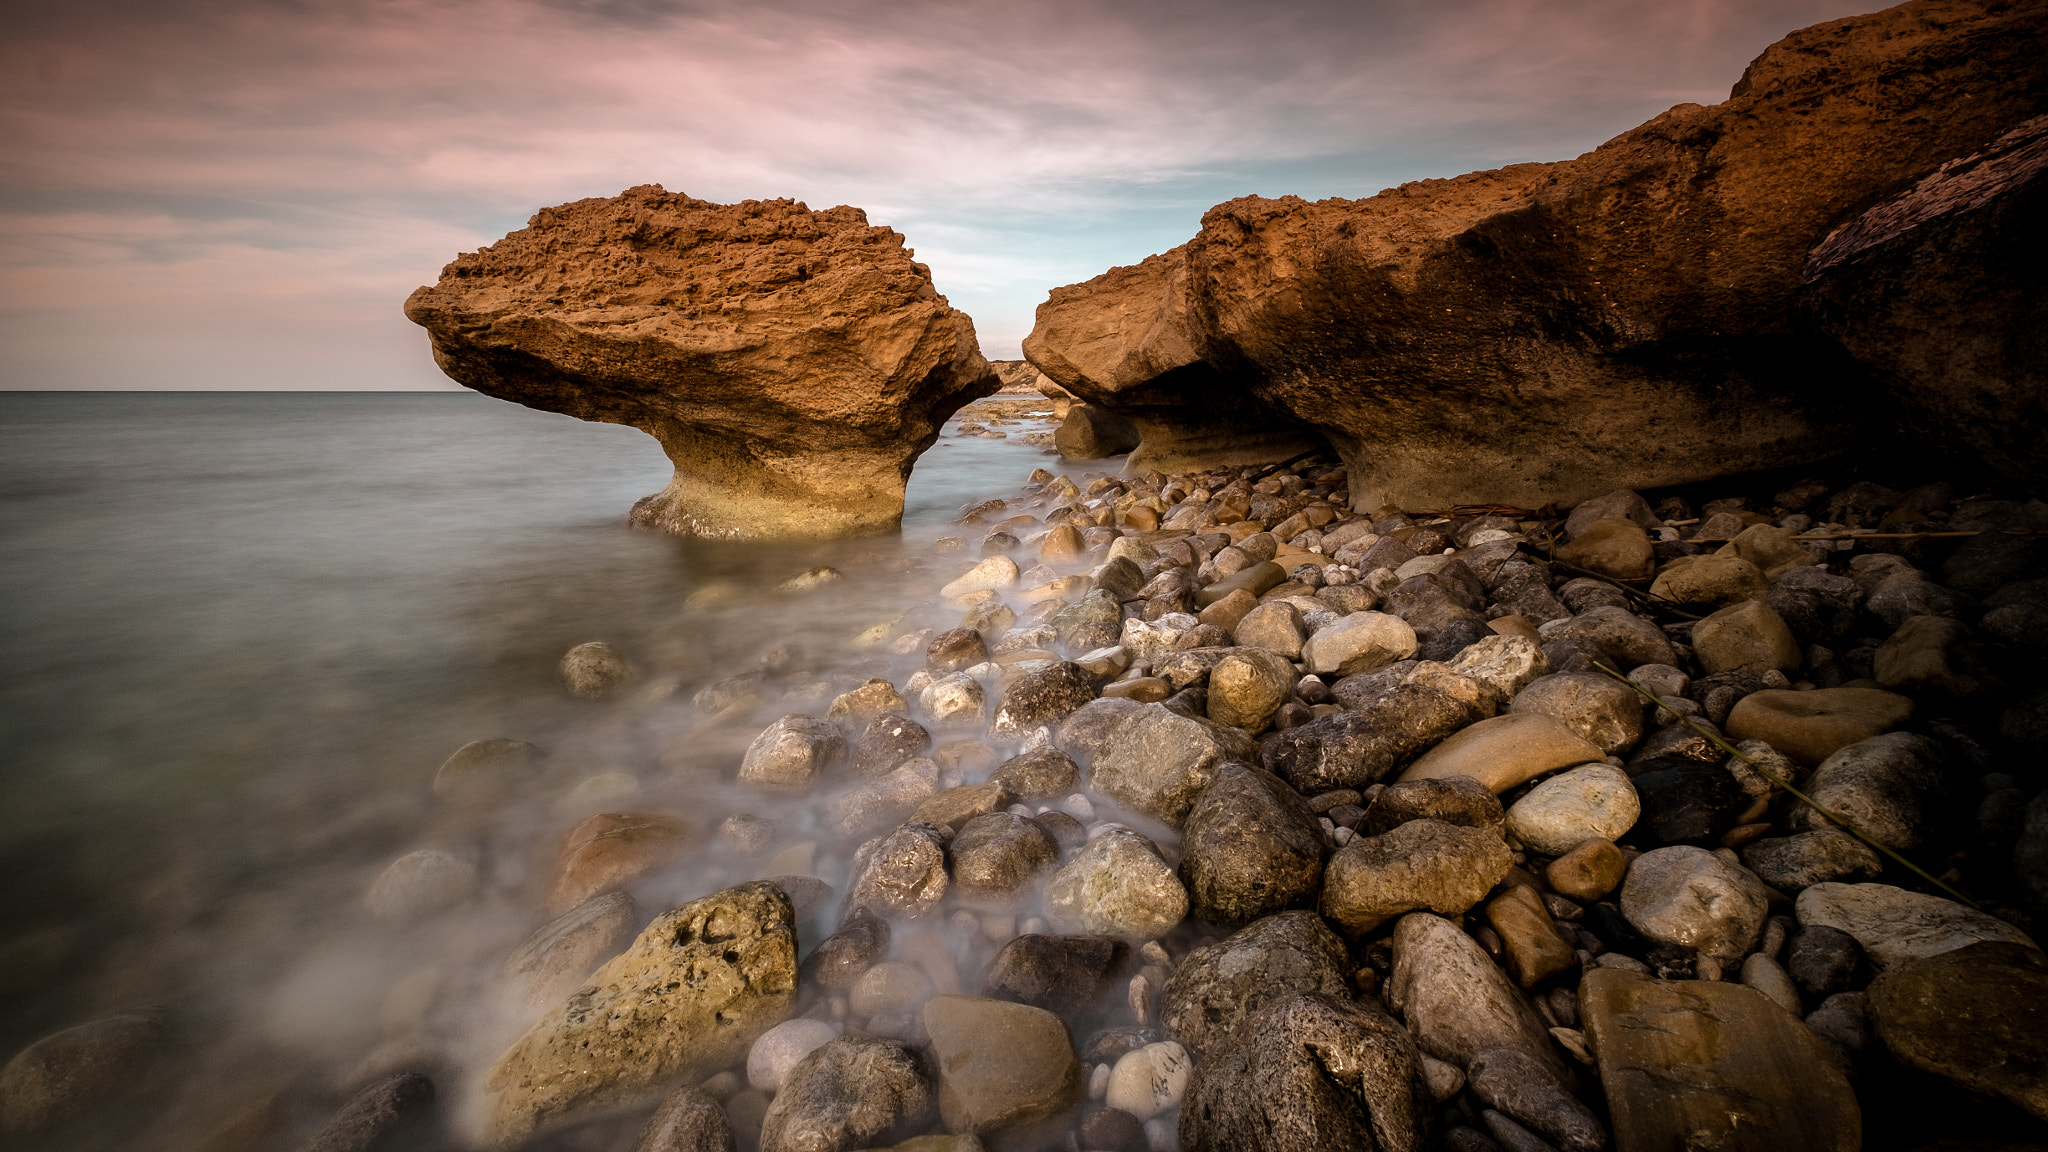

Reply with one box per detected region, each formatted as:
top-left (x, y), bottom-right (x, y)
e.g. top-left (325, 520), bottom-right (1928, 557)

top-left (1800, 113), bottom-right (2048, 489)
top-left (405, 185), bottom-right (996, 539)
top-left (1023, 0), bottom-right (2048, 502)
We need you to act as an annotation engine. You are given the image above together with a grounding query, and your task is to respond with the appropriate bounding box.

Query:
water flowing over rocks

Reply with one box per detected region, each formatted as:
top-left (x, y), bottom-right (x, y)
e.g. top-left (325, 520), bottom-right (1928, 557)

top-left (1020, 1), bottom-right (2048, 500)
top-left (480, 882), bottom-right (798, 1146)
top-left (406, 186), bottom-right (996, 539)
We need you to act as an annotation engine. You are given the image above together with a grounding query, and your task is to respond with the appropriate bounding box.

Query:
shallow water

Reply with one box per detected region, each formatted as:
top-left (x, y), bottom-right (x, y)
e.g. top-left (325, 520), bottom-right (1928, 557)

top-left (0, 391), bottom-right (1066, 1149)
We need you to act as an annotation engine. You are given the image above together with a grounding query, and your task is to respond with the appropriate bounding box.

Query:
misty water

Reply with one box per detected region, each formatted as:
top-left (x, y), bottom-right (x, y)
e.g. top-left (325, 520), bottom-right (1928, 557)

top-left (0, 391), bottom-right (1069, 1149)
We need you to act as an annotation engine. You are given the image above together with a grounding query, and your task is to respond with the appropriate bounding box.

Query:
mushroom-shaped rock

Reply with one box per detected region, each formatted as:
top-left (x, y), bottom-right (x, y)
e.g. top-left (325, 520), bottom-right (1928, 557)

top-left (406, 186), bottom-right (997, 540)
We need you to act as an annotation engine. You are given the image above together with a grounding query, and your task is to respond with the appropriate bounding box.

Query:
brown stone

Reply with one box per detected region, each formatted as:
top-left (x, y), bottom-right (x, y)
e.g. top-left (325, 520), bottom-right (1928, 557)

top-left (1723, 686), bottom-right (1914, 765)
top-left (1553, 518), bottom-right (1654, 583)
top-left (1544, 839), bottom-right (1625, 902)
top-left (1485, 886), bottom-right (1578, 989)
top-left (1866, 941), bottom-right (2048, 1123)
top-left (406, 186), bottom-right (996, 540)
top-left (544, 812), bottom-right (692, 915)
top-left (1579, 968), bottom-right (1859, 1152)
top-left (1021, 4), bottom-right (2048, 503)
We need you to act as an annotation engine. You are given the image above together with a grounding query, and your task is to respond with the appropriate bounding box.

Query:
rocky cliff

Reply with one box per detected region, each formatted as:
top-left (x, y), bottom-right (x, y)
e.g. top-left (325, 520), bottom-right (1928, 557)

top-left (1024, 0), bottom-right (2048, 507)
top-left (406, 186), bottom-right (996, 539)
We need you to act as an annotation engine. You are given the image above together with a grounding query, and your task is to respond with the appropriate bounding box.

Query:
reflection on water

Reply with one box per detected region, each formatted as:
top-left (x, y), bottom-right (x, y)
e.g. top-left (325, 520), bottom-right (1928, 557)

top-left (0, 391), bottom-right (1063, 1149)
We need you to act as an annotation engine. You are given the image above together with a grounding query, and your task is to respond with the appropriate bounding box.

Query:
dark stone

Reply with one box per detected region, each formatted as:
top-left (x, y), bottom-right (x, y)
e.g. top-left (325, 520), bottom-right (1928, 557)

top-left (982, 532), bottom-right (1019, 556)
top-left (634, 1084), bottom-right (736, 1152)
top-left (1765, 568), bottom-right (1864, 645)
top-left (1179, 764), bottom-right (1326, 929)
top-left (301, 1073), bottom-right (435, 1152)
top-left (1056, 697), bottom-right (1146, 761)
top-left (1079, 1107), bottom-right (1150, 1152)
top-left (1585, 904), bottom-right (1646, 955)
top-left (979, 934), bottom-right (1129, 1023)
top-left (852, 713), bottom-right (931, 780)
top-left (1643, 943), bottom-right (1697, 981)
top-left (1081, 1027), bottom-right (1155, 1065)
top-left (1867, 942), bottom-right (2048, 1123)
top-left (1415, 617), bottom-right (1495, 663)
top-left (988, 748), bottom-right (1081, 801)
top-left (990, 661), bottom-right (1099, 737)
top-left (756, 1037), bottom-right (934, 1152)
top-left (1361, 776), bottom-right (1504, 837)
top-left (1056, 404), bottom-right (1143, 460)
top-left (1178, 994), bottom-right (1425, 1152)
top-left (1787, 925), bottom-right (1863, 1003)
top-left (1159, 912), bottom-right (1352, 1059)
top-left (1032, 810), bottom-right (1088, 850)
top-left (1268, 665), bottom-right (1493, 793)
top-left (948, 813), bottom-right (1059, 905)
top-left (806, 909), bottom-right (891, 990)
top-left (927, 628), bottom-right (990, 673)
top-left (1630, 759), bottom-right (1744, 844)
top-left (1540, 639), bottom-right (1605, 676)
top-left (1097, 557), bottom-right (1146, 602)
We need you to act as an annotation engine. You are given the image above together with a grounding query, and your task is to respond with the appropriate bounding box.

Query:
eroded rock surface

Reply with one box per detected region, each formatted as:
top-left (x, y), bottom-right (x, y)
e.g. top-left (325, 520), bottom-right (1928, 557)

top-left (1022, 2), bottom-right (2048, 499)
top-left (407, 186), bottom-right (996, 539)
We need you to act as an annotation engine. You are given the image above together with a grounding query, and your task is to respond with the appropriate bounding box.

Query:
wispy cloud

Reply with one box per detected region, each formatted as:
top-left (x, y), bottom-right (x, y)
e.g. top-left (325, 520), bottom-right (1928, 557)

top-left (1, 0), bottom-right (1880, 386)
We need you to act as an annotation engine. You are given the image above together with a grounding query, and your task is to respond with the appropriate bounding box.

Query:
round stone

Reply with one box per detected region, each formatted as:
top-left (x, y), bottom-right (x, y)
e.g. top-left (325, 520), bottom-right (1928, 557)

top-left (747, 1018), bottom-right (840, 1092)
top-left (1503, 763), bottom-right (1640, 856)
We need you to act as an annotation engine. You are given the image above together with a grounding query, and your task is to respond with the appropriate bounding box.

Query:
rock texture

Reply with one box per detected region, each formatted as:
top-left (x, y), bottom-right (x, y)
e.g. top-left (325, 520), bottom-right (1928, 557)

top-left (1800, 113), bottom-right (2048, 487)
top-left (1021, 2), bottom-right (2048, 499)
top-left (480, 881), bottom-right (798, 1147)
top-left (406, 186), bottom-right (996, 539)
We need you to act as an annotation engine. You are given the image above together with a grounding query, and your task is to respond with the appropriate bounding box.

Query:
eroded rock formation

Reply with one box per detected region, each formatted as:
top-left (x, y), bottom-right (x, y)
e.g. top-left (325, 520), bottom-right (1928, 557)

top-left (1024, 0), bottom-right (2048, 504)
top-left (406, 186), bottom-right (996, 539)
top-left (1800, 113), bottom-right (2048, 489)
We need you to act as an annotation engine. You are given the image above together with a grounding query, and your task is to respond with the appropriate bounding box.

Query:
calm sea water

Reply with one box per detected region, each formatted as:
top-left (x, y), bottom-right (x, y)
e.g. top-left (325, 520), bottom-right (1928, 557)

top-left (0, 391), bottom-right (1058, 1149)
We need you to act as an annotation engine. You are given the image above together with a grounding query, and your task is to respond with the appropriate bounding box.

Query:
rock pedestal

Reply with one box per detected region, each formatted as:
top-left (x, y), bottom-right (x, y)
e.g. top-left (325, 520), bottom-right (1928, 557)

top-left (406, 186), bottom-right (996, 539)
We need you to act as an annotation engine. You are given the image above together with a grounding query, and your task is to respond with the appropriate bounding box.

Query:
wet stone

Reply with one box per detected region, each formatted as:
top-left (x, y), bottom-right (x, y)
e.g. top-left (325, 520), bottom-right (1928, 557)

top-left (807, 910), bottom-right (891, 990)
top-left (633, 1084), bottom-right (734, 1152)
top-left (740, 715), bottom-right (848, 793)
top-left (1319, 819), bottom-right (1513, 937)
top-left (1361, 775), bottom-right (1504, 836)
top-left (853, 713), bottom-right (933, 780)
top-left (980, 934), bottom-right (1127, 1023)
top-left (1159, 910), bottom-right (1351, 1060)
top-left (947, 812), bottom-right (1059, 907)
top-left (1044, 829), bottom-right (1188, 943)
top-left (847, 822), bottom-right (951, 921)
top-left (757, 1037), bottom-right (934, 1152)
top-left (987, 748), bottom-right (1080, 801)
top-left (1179, 764), bottom-right (1325, 929)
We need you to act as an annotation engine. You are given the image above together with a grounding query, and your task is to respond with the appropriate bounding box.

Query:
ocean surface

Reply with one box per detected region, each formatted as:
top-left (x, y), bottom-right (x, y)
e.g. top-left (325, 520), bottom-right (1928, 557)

top-left (0, 390), bottom-right (1060, 1149)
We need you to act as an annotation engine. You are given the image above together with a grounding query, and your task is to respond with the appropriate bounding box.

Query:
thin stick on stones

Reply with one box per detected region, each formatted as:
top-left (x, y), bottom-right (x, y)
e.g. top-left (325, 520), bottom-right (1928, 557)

top-left (1590, 660), bottom-right (1981, 911)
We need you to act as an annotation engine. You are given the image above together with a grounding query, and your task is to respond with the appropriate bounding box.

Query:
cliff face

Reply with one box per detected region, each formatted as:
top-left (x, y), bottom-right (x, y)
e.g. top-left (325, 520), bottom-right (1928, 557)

top-left (406, 186), bottom-right (996, 540)
top-left (1025, 0), bottom-right (2048, 508)
top-left (1800, 114), bottom-right (2048, 488)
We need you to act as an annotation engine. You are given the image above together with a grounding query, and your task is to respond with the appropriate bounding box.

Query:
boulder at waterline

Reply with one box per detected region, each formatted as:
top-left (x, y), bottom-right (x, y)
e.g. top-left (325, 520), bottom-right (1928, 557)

top-left (301, 1072), bottom-right (435, 1152)
top-left (1179, 763), bottom-right (1325, 928)
top-left (1321, 819), bottom-right (1513, 936)
top-left (1794, 882), bottom-right (2039, 969)
top-left (847, 822), bottom-right (952, 921)
top-left (854, 713), bottom-right (931, 780)
top-left (989, 661), bottom-right (1098, 738)
top-left (831, 757), bottom-right (943, 837)
top-left (406, 186), bottom-right (996, 540)
top-left (502, 891), bottom-right (638, 1010)
top-left (1086, 703), bottom-right (1259, 828)
top-left (757, 1036), bottom-right (935, 1152)
top-left (979, 934), bottom-right (1127, 1023)
top-left (560, 640), bottom-right (631, 698)
top-left (1580, 968), bottom-right (1859, 1152)
top-left (480, 881), bottom-right (797, 1147)
top-left (921, 995), bottom-right (1082, 1140)
top-left (0, 1009), bottom-right (168, 1135)
top-left (1866, 941), bottom-right (2048, 1123)
top-left (433, 737), bottom-right (539, 804)
top-left (748, 1018), bottom-right (841, 1093)
top-left (739, 715), bottom-right (848, 793)
top-left (1043, 829), bottom-right (1188, 943)
top-left (986, 748), bottom-right (1079, 802)
top-left (634, 1084), bottom-right (735, 1152)
top-left (947, 812), bottom-right (1059, 907)
top-left (1159, 911), bottom-right (1352, 1060)
top-left (1178, 994), bottom-right (1425, 1152)
top-left (545, 812), bottom-right (692, 915)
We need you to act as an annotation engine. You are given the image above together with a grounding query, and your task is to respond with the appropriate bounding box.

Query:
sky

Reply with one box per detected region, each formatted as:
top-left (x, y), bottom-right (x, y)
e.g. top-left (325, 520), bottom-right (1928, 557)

top-left (0, 0), bottom-right (1885, 390)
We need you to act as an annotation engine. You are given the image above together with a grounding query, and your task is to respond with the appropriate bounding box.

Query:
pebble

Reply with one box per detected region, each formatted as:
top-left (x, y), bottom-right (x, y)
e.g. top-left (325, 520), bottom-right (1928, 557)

top-left (559, 640), bottom-right (631, 698)
top-left (747, 1019), bottom-right (840, 1092)
top-left (1105, 1041), bottom-right (1189, 1121)
top-left (1503, 763), bottom-right (1640, 856)
top-left (1545, 838), bottom-right (1626, 901)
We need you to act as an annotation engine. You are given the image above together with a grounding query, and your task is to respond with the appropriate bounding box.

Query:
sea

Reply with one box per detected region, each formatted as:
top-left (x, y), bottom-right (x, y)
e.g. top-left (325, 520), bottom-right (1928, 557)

top-left (0, 390), bottom-right (1061, 1149)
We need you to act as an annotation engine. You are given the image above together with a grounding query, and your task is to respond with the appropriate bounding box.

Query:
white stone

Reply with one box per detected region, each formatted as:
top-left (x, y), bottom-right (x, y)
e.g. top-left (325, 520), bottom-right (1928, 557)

top-left (940, 555), bottom-right (1021, 600)
top-left (920, 673), bottom-right (986, 727)
top-left (1794, 882), bottom-right (2039, 969)
top-left (1740, 953), bottom-right (1802, 1016)
top-left (746, 1018), bottom-right (838, 1092)
top-left (1503, 763), bottom-right (1640, 856)
top-left (1104, 1040), bottom-right (1190, 1121)
top-left (1446, 634), bottom-right (1550, 702)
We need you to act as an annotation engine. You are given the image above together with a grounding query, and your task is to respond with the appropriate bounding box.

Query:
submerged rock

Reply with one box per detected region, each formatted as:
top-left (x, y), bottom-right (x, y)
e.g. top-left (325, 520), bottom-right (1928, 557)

top-left (407, 186), bottom-right (996, 540)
